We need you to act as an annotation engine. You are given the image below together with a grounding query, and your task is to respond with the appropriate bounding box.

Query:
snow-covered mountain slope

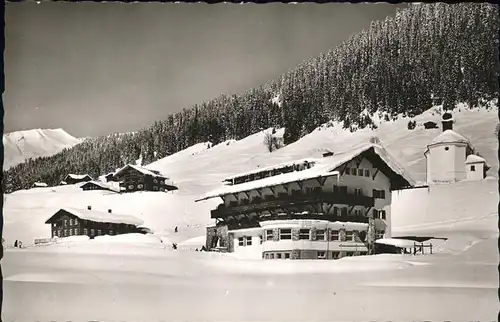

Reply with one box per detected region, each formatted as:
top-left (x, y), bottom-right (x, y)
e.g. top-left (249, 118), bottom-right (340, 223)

top-left (3, 103), bottom-right (498, 247)
top-left (2, 103), bottom-right (498, 321)
top-left (3, 128), bottom-right (83, 170)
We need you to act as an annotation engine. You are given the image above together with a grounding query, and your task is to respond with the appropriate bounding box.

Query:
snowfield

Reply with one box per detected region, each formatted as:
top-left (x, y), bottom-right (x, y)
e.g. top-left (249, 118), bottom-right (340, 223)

top-left (3, 128), bottom-right (83, 170)
top-left (2, 103), bottom-right (498, 321)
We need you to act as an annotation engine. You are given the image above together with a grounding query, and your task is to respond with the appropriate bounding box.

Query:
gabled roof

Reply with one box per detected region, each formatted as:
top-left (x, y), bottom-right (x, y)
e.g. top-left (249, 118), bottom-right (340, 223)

top-left (318, 142), bottom-right (415, 189)
top-left (65, 174), bottom-right (92, 180)
top-left (465, 154), bottom-right (487, 165)
top-left (80, 180), bottom-right (120, 192)
top-left (196, 142), bottom-right (415, 202)
top-left (45, 207), bottom-right (144, 226)
top-left (113, 164), bottom-right (166, 178)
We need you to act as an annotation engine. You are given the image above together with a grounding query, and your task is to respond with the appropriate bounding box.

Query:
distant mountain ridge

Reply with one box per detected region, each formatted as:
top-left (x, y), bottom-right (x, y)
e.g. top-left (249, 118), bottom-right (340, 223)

top-left (3, 128), bottom-right (83, 170)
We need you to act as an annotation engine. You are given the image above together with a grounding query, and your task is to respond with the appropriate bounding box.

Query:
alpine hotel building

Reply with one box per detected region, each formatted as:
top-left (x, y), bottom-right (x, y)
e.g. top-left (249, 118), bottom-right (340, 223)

top-left (196, 142), bottom-right (415, 260)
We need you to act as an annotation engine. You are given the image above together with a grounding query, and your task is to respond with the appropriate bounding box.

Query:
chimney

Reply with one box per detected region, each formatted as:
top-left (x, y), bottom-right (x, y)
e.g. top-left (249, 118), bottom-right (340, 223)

top-left (108, 209), bottom-right (112, 214)
top-left (87, 206), bottom-right (91, 210)
top-left (441, 111), bottom-right (453, 132)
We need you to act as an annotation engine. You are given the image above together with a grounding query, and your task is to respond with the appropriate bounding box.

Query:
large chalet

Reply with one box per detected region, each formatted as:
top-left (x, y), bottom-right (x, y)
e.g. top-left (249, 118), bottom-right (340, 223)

top-left (45, 206), bottom-right (144, 239)
top-left (111, 164), bottom-right (178, 193)
top-left (195, 142), bottom-right (415, 260)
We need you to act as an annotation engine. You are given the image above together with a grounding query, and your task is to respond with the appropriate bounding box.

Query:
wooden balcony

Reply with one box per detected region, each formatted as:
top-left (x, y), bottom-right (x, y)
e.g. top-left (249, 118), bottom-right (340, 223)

top-left (211, 191), bottom-right (374, 219)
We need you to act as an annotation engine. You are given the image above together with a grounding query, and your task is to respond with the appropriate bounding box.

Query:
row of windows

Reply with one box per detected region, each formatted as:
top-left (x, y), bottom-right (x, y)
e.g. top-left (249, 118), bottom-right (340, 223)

top-left (238, 236), bottom-right (254, 246)
top-left (54, 228), bottom-right (115, 238)
top-left (54, 218), bottom-right (80, 228)
top-left (373, 189), bottom-right (386, 199)
top-left (265, 229), bottom-right (356, 242)
top-left (263, 250), bottom-right (368, 260)
top-left (374, 209), bottom-right (387, 220)
top-left (345, 167), bottom-right (371, 178)
top-left (127, 184), bottom-right (166, 191)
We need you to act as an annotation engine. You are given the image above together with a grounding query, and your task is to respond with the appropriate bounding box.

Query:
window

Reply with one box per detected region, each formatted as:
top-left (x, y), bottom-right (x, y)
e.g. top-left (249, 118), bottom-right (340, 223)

top-left (238, 237), bottom-right (244, 246)
top-left (380, 210), bottom-right (386, 220)
top-left (373, 189), bottom-right (386, 199)
top-left (354, 209), bottom-right (363, 216)
top-left (354, 188), bottom-right (362, 196)
top-left (69, 229), bottom-right (73, 236)
top-left (265, 253), bottom-right (269, 259)
top-left (138, 184), bottom-right (144, 189)
top-left (153, 179), bottom-right (158, 184)
top-left (153, 186), bottom-right (159, 191)
top-left (345, 231), bottom-right (354, 241)
top-left (471, 165), bottom-right (476, 172)
top-left (330, 230), bottom-right (339, 241)
top-left (53, 223), bottom-right (57, 228)
top-left (64, 220), bottom-right (68, 227)
top-left (128, 185), bottom-right (135, 190)
top-left (269, 253), bottom-right (274, 259)
top-left (259, 235), bottom-right (263, 244)
top-left (266, 229), bottom-right (274, 241)
top-left (316, 229), bottom-right (325, 241)
top-left (341, 207), bottom-right (348, 216)
top-left (64, 229), bottom-right (68, 237)
top-left (299, 229), bottom-right (310, 240)
top-left (84, 228), bottom-right (88, 235)
top-left (345, 167), bottom-right (351, 175)
top-left (97, 230), bottom-right (102, 236)
top-left (279, 229), bottom-right (292, 240)
top-left (284, 253), bottom-right (290, 259)
top-left (317, 251), bottom-right (326, 259)
top-left (90, 229), bottom-right (95, 236)
top-left (109, 230), bottom-right (115, 235)
top-left (160, 187), bottom-right (165, 192)
top-left (358, 169), bottom-right (364, 176)
top-left (246, 236), bottom-right (252, 246)
top-left (69, 219), bottom-right (73, 226)
top-left (74, 218), bottom-right (78, 225)
top-left (276, 253), bottom-right (282, 259)
top-left (331, 251), bottom-right (340, 259)
top-left (364, 169), bottom-right (370, 177)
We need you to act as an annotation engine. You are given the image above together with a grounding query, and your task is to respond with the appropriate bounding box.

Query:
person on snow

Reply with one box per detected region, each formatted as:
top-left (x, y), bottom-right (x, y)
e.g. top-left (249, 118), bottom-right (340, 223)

top-left (14, 240), bottom-right (18, 248)
top-left (174, 226), bottom-right (178, 233)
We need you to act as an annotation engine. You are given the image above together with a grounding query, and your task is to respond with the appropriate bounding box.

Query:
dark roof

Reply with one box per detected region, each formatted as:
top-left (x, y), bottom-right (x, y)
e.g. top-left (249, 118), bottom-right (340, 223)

top-left (391, 236), bottom-right (448, 242)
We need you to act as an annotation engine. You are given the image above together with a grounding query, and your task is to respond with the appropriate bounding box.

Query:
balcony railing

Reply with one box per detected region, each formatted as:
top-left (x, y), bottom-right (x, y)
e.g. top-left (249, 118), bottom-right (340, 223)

top-left (211, 190), bottom-right (374, 219)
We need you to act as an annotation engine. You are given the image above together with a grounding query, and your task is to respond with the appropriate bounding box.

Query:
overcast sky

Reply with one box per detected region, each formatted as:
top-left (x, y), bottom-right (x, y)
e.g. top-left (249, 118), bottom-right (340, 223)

top-left (5, 2), bottom-right (406, 138)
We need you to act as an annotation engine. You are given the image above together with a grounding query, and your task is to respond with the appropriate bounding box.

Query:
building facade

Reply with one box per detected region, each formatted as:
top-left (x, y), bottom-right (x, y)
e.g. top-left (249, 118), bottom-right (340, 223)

top-left (45, 206), bottom-right (144, 239)
top-left (197, 143), bottom-right (414, 260)
top-left (112, 164), bottom-right (178, 193)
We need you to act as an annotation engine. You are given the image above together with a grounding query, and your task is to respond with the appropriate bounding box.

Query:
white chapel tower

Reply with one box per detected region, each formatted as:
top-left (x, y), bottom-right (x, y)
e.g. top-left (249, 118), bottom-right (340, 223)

top-left (424, 111), bottom-right (475, 184)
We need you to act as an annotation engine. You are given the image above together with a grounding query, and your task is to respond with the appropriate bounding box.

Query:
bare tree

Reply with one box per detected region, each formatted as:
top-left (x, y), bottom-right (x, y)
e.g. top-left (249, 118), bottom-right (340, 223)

top-left (264, 131), bottom-right (282, 152)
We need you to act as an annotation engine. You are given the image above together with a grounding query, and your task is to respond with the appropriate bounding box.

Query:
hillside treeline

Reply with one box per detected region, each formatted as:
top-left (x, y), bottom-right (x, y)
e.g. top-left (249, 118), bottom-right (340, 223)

top-left (3, 3), bottom-right (498, 192)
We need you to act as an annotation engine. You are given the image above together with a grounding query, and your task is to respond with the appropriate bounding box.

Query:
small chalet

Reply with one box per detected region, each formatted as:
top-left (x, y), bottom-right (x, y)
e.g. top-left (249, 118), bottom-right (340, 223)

top-left (64, 174), bottom-right (93, 185)
top-left (45, 206), bottom-right (144, 239)
top-left (423, 121), bottom-right (438, 129)
top-left (80, 181), bottom-right (119, 193)
top-left (112, 164), bottom-right (178, 193)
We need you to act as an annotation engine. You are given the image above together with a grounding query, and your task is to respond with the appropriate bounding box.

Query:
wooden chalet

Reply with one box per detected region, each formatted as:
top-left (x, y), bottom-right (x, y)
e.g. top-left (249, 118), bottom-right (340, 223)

top-left (64, 174), bottom-right (93, 185)
top-left (196, 142), bottom-right (415, 260)
top-left (113, 164), bottom-right (178, 193)
top-left (423, 121), bottom-right (438, 129)
top-left (45, 206), bottom-right (144, 239)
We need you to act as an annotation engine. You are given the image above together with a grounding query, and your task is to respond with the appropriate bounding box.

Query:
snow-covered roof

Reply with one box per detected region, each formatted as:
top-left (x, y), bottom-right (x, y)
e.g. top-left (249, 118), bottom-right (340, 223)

top-left (375, 238), bottom-right (425, 248)
top-left (223, 158), bottom-right (319, 181)
top-left (197, 168), bottom-right (340, 201)
top-left (33, 182), bottom-right (48, 187)
top-left (65, 174), bottom-right (92, 180)
top-left (114, 164), bottom-right (167, 179)
top-left (81, 180), bottom-right (120, 192)
top-left (465, 154), bottom-right (486, 164)
top-left (46, 207), bottom-right (144, 226)
top-left (316, 143), bottom-right (415, 188)
top-left (429, 130), bottom-right (470, 146)
top-left (197, 142), bottom-right (415, 201)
